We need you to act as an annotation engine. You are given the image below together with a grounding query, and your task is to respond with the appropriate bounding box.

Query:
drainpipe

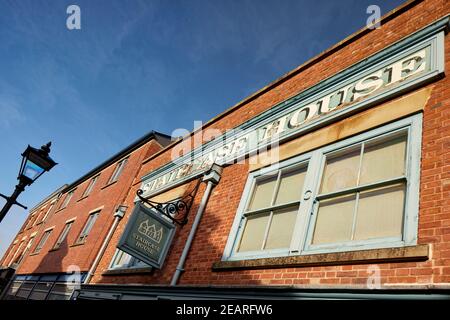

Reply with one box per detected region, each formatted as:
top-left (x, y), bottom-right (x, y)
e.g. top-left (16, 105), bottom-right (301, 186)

top-left (83, 205), bottom-right (127, 284)
top-left (171, 164), bottom-right (223, 286)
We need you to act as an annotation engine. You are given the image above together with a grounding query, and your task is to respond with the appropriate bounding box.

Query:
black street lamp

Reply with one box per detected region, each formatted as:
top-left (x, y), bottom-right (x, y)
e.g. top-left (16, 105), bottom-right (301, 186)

top-left (0, 142), bottom-right (57, 224)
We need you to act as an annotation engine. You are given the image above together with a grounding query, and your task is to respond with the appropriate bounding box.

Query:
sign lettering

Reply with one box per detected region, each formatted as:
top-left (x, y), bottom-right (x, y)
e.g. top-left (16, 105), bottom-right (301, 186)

top-left (117, 203), bottom-right (175, 269)
top-left (141, 46), bottom-right (432, 197)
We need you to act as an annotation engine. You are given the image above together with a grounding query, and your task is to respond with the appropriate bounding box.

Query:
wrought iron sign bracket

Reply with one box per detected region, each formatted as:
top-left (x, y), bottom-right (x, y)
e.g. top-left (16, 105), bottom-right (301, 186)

top-left (136, 179), bottom-right (202, 227)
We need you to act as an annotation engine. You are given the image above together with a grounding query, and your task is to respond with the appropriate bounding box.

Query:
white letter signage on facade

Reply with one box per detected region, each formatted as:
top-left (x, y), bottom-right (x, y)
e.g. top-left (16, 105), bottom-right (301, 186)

top-left (139, 28), bottom-right (444, 198)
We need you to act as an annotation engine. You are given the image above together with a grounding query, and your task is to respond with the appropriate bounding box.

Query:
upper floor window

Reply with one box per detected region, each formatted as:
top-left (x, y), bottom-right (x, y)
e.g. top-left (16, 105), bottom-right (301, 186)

top-left (33, 229), bottom-right (53, 254)
top-left (59, 190), bottom-right (75, 210)
top-left (223, 114), bottom-right (421, 261)
top-left (40, 202), bottom-right (55, 223)
top-left (108, 158), bottom-right (128, 184)
top-left (25, 213), bottom-right (36, 230)
top-left (109, 249), bottom-right (148, 270)
top-left (311, 132), bottom-right (406, 246)
top-left (236, 163), bottom-right (308, 253)
top-left (53, 221), bottom-right (74, 249)
top-left (3, 242), bottom-right (17, 265)
top-left (13, 236), bottom-right (35, 265)
top-left (33, 208), bottom-right (45, 226)
top-left (76, 211), bottom-right (100, 244)
top-left (9, 240), bottom-right (25, 266)
top-left (82, 176), bottom-right (99, 198)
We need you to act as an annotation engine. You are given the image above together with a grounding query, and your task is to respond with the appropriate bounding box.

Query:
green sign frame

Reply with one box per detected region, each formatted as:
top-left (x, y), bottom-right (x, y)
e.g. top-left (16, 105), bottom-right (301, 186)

top-left (117, 202), bottom-right (176, 269)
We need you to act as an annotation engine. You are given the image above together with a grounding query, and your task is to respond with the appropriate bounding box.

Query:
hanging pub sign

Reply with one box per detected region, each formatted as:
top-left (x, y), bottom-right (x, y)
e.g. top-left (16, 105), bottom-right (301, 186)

top-left (117, 202), bottom-right (176, 269)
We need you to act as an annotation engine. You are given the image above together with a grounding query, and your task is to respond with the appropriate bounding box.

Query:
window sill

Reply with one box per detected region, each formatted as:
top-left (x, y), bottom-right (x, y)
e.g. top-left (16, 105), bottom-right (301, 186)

top-left (212, 245), bottom-right (429, 271)
top-left (70, 241), bottom-right (86, 248)
top-left (28, 252), bottom-right (40, 256)
top-left (77, 195), bottom-right (89, 202)
top-left (54, 207), bottom-right (66, 213)
top-left (101, 180), bottom-right (117, 190)
top-left (102, 267), bottom-right (154, 276)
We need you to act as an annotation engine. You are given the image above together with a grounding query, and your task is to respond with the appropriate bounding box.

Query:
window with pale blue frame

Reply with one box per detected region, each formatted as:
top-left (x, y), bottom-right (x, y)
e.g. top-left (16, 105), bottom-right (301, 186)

top-left (223, 114), bottom-right (422, 261)
top-left (231, 160), bottom-right (310, 259)
top-left (109, 249), bottom-right (149, 270)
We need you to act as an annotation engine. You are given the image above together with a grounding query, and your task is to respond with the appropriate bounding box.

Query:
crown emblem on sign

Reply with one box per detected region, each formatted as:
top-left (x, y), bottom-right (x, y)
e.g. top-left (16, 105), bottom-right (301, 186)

top-left (138, 220), bottom-right (163, 243)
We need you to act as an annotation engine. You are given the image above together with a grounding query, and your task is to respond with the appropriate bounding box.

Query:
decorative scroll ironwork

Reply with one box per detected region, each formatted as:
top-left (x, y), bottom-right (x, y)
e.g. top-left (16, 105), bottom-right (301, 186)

top-left (136, 179), bottom-right (201, 226)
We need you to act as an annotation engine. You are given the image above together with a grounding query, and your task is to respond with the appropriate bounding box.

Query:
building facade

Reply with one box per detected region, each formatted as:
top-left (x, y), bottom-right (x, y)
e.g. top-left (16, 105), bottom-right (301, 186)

top-left (0, 131), bottom-right (171, 300)
top-left (0, 186), bottom-right (66, 270)
top-left (74, 0), bottom-right (450, 299)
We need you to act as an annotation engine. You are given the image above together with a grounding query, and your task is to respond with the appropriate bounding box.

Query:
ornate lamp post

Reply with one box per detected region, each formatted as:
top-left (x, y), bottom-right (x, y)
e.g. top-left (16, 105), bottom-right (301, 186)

top-left (0, 142), bottom-right (57, 223)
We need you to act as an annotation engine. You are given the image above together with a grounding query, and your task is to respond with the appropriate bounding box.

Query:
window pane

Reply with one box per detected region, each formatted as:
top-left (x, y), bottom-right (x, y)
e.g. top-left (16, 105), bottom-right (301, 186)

top-left (110, 159), bottom-right (127, 183)
top-left (35, 230), bottom-right (52, 252)
top-left (111, 250), bottom-right (131, 268)
top-left (15, 282), bottom-right (35, 299)
top-left (237, 212), bottom-right (270, 252)
top-left (61, 191), bottom-right (74, 208)
top-left (83, 177), bottom-right (97, 197)
top-left (354, 183), bottom-right (405, 240)
top-left (28, 282), bottom-right (53, 300)
top-left (55, 223), bottom-right (72, 248)
top-left (312, 194), bottom-right (356, 244)
top-left (47, 283), bottom-right (75, 300)
top-left (360, 134), bottom-right (407, 185)
top-left (77, 212), bottom-right (99, 243)
top-left (83, 213), bottom-right (98, 236)
top-left (320, 147), bottom-right (361, 194)
top-left (274, 167), bottom-right (307, 205)
top-left (41, 203), bottom-right (54, 223)
top-left (247, 176), bottom-right (277, 211)
top-left (7, 281), bottom-right (22, 296)
top-left (264, 205), bottom-right (298, 249)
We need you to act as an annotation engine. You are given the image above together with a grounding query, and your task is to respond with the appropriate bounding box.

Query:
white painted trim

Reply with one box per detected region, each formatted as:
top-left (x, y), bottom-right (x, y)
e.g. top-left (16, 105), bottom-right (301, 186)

top-left (88, 206), bottom-right (104, 214)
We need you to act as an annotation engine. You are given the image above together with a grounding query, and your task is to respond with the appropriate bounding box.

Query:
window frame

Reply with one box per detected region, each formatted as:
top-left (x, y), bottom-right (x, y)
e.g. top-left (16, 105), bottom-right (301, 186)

top-left (25, 213), bottom-right (36, 230)
top-left (302, 117), bottom-right (421, 254)
top-left (53, 220), bottom-right (75, 250)
top-left (108, 158), bottom-right (128, 184)
top-left (9, 240), bottom-right (25, 266)
top-left (75, 211), bottom-right (100, 244)
top-left (15, 235), bottom-right (36, 265)
top-left (33, 228), bottom-right (54, 254)
top-left (81, 175), bottom-right (99, 198)
top-left (108, 249), bottom-right (149, 271)
top-left (225, 151), bottom-right (315, 261)
top-left (59, 190), bottom-right (75, 210)
top-left (33, 208), bottom-right (45, 226)
top-left (40, 201), bottom-right (56, 223)
top-left (222, 114), bottom-right (422, 261)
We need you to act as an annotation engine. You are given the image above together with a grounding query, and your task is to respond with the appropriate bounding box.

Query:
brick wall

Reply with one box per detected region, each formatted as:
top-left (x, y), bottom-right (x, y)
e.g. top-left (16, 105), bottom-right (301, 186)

top-left (1, 139), bottom-right (164, 275)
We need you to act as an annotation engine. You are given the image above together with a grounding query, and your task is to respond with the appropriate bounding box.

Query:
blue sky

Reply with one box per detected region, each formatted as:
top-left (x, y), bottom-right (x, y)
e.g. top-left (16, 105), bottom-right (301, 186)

top-left (0, 0), bottom-right (406, 257)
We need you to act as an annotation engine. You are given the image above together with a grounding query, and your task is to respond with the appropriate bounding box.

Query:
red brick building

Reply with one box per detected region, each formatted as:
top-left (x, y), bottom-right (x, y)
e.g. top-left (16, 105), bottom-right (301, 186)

top-left (71, 0), bottom-right (450, 299)
top-left (0, 131), bottom-right (170, 300)
top-left (0, 185), bottom-right (66, 273)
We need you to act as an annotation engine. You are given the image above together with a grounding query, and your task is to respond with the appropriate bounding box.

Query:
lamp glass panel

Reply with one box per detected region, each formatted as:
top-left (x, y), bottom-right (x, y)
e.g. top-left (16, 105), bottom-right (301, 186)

top-left (23, 159), bottom-right (45, 180)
